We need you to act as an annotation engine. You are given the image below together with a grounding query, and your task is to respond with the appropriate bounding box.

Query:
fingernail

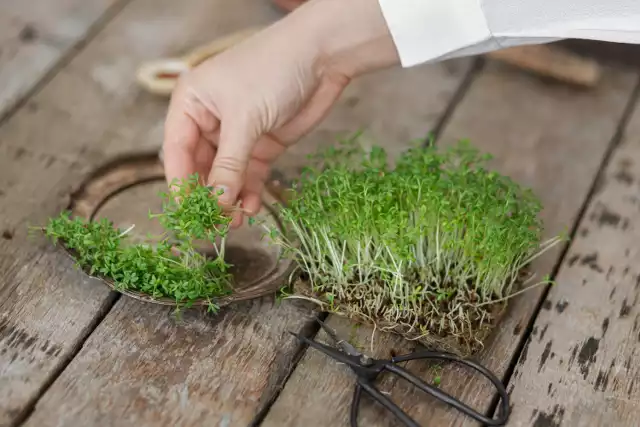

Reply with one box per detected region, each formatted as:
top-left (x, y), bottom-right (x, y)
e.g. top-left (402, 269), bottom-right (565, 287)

top-left (231, 211), bottom-right (243, 228)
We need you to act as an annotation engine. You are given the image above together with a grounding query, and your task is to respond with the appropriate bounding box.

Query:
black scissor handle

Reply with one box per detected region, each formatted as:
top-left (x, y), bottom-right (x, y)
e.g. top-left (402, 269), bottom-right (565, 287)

top-left (351, 381), bottom-right (423, 427)
top-left (388, 351), bottom-right (511, 426)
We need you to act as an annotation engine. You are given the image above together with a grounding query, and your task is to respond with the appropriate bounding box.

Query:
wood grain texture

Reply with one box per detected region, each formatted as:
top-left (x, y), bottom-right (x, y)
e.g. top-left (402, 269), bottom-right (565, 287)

top-left (0, 0), bottom-right (283, 424)
top-left (0, 0), bottom-right (128, 120)
top-left (3, 2), bottom-right (475, 427)
top-left (504, 94), bottom-right (640, 427)
top-left (262, 60), bottom-right (640, 427)
top-left (24, 297), bottom-right (317, 427)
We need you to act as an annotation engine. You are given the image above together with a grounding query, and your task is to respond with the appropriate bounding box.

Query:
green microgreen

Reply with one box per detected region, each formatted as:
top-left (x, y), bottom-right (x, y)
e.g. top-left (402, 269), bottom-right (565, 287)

top-left (430, 363), bottom-right (443, 386)
top-left (265, 135), bottom-right (566, 353)
top-left (42, 174), bottom-right (233, 311)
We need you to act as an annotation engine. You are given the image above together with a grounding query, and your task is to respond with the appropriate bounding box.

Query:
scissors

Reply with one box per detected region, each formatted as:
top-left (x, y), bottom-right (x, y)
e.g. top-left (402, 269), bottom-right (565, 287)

top-left (290, 317), bottom-right (510, 427)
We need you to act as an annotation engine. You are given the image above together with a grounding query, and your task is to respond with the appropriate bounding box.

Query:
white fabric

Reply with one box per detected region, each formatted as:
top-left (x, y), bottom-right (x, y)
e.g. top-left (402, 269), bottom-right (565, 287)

top-left (378, 0), bottom-right (640, 67)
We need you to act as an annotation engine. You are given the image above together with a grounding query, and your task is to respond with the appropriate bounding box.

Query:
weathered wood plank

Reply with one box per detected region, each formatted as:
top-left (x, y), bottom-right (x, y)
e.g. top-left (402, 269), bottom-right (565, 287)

top-left (0, 0), bottom-right (285, 424)
top-left (0, 0), bottom-right (129, 121)
top-left (262, 60), bottom-right (640, 426)
top-left (27, 296), bottom-right (317, 427)
top-left (2, 3), bottom-right (475, 427)
top-left (504, 93), bottom-right (640, 426)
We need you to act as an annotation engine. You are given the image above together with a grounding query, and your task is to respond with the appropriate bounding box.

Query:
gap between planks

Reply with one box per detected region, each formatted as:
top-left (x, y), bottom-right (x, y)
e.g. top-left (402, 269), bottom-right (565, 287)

top-left (247, 311), bottom-right (330, 427)
top-left (8, 293), bottom-right (120, 427)
top-left (426, 57), bottom-right (486, 144)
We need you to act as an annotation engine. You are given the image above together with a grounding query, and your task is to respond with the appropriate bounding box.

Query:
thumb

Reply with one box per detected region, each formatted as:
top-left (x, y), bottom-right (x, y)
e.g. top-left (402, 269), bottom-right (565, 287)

top-left (207, 118), bottom-right (257, 207)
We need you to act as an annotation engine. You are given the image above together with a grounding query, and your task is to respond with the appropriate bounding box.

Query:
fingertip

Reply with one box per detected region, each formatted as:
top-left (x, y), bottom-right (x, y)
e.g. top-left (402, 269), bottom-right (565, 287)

top-left (211, 184), bottom-right (234, 207)
top-left (242, 193), bottom-right (262, 216)
top-left (207, 119), bottom-right (257, 206)
top-left (230, 210), bottom-right (243, 229)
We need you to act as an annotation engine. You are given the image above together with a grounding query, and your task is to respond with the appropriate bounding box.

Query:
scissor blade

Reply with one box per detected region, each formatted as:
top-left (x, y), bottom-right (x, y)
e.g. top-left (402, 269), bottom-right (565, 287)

top-left (288, 331), bottom-right (362, 368)
top-left (315, 317), bottom-right (362, 357)
top-left (315, 317), bottom-right (341, 343)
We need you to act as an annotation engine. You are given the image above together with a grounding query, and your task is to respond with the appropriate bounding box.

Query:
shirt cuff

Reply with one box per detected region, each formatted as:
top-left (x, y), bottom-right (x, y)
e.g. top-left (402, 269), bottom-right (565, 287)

top-left (377, 0), bottom-right (494, 67)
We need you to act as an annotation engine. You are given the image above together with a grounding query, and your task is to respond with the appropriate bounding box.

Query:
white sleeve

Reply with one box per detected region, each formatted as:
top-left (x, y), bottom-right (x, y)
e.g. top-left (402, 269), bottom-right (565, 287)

top-left (378, 0), bottom-right (640, 67)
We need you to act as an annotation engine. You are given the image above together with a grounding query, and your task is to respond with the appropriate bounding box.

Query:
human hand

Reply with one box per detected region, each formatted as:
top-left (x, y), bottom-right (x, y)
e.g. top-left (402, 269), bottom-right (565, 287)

top-left (162, 0), bottom-right (400, 227)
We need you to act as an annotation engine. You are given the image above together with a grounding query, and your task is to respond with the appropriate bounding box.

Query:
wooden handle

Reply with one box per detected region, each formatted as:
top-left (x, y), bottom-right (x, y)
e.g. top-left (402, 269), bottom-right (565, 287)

top-left (487, 44), bottom-right (602, 88)
top-left (135, 58), bottom-right (190, 96)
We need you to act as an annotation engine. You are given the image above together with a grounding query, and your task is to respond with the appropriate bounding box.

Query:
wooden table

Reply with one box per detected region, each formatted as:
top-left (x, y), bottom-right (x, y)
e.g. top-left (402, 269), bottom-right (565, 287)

top-left (1, 1), bottom-right (639, 426)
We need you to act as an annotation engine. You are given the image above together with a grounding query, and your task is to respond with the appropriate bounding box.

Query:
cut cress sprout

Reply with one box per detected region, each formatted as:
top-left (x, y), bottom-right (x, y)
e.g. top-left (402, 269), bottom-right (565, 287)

top-left (266, 136), bottom-right (567, 355)
top-left (42, 175), bottom-right (233, 312)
